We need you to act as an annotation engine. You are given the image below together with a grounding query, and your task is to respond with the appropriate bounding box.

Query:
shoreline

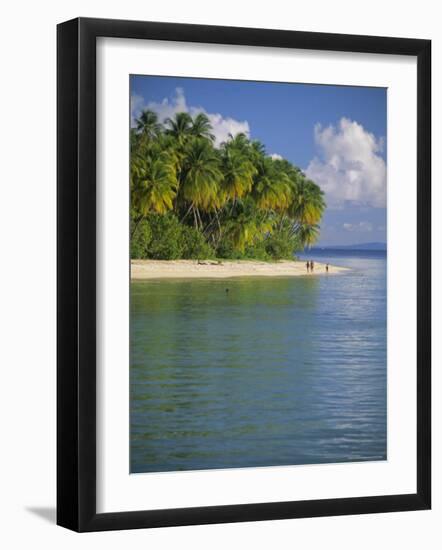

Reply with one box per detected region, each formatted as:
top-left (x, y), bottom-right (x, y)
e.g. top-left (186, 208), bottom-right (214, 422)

top-left (131, 259), bottom-right (349, 279)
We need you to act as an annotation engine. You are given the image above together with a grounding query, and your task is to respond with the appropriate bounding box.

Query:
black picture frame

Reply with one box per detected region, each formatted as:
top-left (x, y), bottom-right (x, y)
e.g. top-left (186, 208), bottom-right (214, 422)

top-left (57, 17), bottom-right (431, 532)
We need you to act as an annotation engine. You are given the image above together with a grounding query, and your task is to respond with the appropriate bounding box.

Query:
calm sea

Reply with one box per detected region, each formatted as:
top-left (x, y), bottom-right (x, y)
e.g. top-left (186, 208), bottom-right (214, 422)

top-left (130, 249), bottom-right (387, 473)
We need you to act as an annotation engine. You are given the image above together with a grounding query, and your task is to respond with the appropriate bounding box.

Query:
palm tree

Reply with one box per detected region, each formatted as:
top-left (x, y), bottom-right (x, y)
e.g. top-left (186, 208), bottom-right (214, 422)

top-left (288, 179), bottom-right (326, 225)
top-left (165, 112), bottom-right (193, 144)
top-left (135, 110), bottom-right (162, 141)
top-left (220, 144), bottom-right (256, 201)
top-left (226, 210), bottom-right (273, 252)
top-left (296, 223), bottom-right (320, 248)
top-left (249, 139), bottom-right (266, 164)
top-left (131, 149), bottom-right (178, 236)
top-left (129, 110), bottom-right (327, 259)
top-left (191, 113), bottom-right (215, 141)
top-left (180, 138), bottom-right (223, 226)
top-left (252, 158), bottom-right (293, 212)
top-left (222, 132), bottom-right (250, 153)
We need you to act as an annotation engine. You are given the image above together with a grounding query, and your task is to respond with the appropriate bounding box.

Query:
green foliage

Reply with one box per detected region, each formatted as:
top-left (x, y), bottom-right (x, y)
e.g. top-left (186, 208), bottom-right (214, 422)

top-left (243, 240), bottom-right (271, 261)
top-left (181, 226), bottom-right (215, 259)
top-left (144, 214), bottom-right (185, 260)
top-left (130, 219), bottom-right (152, 258)
top-left (131, 214), bottom-right (216, 260)
top-left (216, 234), bottom-right (245, 260)
top-left (216, 227), bottom-right (298, 261)
top-left (180, 138), bottom-right (223, 211)
top-left (130, 109), bottom-right (326, 260)
top-left (264, 232), bottom-right (300, 260)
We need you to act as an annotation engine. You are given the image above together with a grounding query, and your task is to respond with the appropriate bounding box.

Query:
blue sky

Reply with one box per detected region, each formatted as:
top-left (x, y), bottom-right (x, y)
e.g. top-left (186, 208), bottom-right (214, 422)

top-left (131, 75), bottom-right (387, 247)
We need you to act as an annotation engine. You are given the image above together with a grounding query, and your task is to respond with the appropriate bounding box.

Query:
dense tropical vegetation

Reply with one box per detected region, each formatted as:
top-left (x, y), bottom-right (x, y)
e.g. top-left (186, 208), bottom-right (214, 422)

top-left (131, 110), bottom-right (326, 260)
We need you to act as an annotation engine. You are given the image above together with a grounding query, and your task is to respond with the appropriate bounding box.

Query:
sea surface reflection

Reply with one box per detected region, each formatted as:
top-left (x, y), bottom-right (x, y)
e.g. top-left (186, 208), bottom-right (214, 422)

top-left (130, 250), bottom-right (387, 473)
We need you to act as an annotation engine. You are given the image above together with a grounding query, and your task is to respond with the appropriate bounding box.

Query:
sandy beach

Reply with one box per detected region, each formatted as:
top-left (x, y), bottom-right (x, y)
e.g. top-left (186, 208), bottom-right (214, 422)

top-left (131, 259), bottom-right (349, 279)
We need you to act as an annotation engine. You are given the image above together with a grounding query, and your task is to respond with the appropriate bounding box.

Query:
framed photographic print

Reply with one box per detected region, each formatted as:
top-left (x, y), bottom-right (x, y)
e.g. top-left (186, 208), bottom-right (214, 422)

top-left (57, 17), bottom-right (431, 532)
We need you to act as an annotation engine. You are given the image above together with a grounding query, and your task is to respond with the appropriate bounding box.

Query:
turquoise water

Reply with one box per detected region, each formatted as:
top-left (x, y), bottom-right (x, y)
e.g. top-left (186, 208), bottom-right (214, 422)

top-left (130, 250), bottom-right (387, 473)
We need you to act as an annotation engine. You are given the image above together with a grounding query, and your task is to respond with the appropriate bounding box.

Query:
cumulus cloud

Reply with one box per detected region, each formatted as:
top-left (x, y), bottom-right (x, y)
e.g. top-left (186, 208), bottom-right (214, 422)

top-left (131, 88), bottom-right (250, 147)
top-left (270, 153), bottom-right (283, 161)
top-left (130, 94), bottom-right (145, 125)
top-left (305, 118), bottom-right (386, 208)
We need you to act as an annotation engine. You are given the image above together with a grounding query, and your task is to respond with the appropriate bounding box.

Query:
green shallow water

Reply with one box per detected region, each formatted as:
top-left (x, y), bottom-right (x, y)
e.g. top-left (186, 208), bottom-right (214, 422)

top-left (130, 251), bottom-right (387, 473)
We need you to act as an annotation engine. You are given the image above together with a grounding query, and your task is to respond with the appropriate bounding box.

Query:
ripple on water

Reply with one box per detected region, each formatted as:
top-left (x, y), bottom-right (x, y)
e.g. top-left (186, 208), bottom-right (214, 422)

top-left (130, 252), bottom-right (387, 473)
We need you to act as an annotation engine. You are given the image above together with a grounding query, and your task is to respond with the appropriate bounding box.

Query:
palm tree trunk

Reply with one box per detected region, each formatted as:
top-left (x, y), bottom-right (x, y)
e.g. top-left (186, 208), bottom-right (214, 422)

top-left (229, 197), bottom-right (237, 216)
top-left (180, 202), bottom-right (194, 223)
top-left (202, 214), bottom-right (215, 236)
top-left (215, 209), bottom-right (223, 244)
top-left (202, 211), bottom-right (216, 236)
top-left (196, 207), bottom-right (204, 231)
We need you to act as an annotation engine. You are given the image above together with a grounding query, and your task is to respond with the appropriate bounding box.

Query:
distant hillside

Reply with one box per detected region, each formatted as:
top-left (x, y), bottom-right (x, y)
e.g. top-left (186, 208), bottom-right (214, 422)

top-left (316, 242), bottom-right (387, 251)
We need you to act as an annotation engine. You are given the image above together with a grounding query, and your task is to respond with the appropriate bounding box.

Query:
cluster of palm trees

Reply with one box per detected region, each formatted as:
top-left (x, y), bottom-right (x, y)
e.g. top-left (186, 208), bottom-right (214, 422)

top-left (131, 109), bottom-right (326, 259)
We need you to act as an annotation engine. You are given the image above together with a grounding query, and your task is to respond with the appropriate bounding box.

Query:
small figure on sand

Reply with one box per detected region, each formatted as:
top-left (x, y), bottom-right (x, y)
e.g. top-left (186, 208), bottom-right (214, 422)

top-left (310, 260), bottom-right (314, 272)
top-left (306, 261), bottom-right (310, 273)
top-left (326, 263), bottom-right (329, 273)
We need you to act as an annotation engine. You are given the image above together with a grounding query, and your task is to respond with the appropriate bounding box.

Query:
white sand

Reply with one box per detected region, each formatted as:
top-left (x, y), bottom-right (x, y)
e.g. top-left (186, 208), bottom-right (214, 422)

top-left (131, 259), bottom-right (349, 279)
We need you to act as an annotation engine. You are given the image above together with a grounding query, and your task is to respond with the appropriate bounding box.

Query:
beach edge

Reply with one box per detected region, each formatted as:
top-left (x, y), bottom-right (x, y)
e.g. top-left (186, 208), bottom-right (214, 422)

top-left (130, 259), bottom-right (349, 279)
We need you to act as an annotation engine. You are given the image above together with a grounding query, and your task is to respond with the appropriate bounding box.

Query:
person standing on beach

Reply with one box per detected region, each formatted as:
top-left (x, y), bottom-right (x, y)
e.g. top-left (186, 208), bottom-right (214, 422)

top-left (310, 260), bottom-right (314, 272)
top-left (326, 263), bottom-right (329, 273)
top-left (306, 261), bottom-right (310, 273)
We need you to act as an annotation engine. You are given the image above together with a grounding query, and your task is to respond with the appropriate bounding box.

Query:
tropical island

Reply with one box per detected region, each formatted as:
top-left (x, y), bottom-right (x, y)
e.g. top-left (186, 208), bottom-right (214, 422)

top-left (131, 110), bottom-right (327, 267)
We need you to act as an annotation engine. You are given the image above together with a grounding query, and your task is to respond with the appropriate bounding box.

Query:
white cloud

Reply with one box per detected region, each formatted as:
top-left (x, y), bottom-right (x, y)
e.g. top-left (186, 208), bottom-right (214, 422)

top-left (342, 222), bottom-right (373, 232)
top-left (131, 88), bottom-right (250, 147)
top-left (270, 153), bottom-right (283, 161)
top-left (130, 94), bottom-right (145, 126)
top-left (305, 118), bottom-right (386, 208)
